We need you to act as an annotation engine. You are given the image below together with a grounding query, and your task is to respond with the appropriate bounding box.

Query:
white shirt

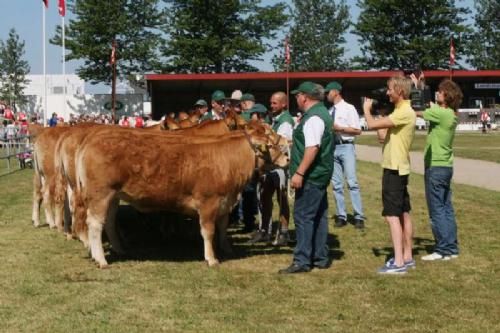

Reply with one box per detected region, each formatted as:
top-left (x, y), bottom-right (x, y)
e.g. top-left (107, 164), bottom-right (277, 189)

top-left (329, 99), bottom-right (360, 141)
top-left (303, 116), bottom-right (324, 147)
top-left (274, 113), bottom-right (294, 141)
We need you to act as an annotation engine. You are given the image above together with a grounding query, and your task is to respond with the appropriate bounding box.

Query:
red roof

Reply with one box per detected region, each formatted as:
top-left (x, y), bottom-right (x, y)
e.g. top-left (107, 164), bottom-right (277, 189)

top-left (146, 70), bottom-right (500, 81)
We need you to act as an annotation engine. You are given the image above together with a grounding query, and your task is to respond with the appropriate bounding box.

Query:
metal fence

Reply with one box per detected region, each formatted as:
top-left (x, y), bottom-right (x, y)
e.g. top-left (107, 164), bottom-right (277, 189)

top-left (0, 135), bottom-right (33, 176)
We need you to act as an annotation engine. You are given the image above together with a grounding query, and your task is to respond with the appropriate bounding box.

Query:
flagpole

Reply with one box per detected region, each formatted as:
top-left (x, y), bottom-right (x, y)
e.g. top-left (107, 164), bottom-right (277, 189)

top-left (62, 15), bottom-right (66, 120)
top-left (42, 1), bottom-right (47, 126)
top-left (285, 36), bottom-right (290, 110)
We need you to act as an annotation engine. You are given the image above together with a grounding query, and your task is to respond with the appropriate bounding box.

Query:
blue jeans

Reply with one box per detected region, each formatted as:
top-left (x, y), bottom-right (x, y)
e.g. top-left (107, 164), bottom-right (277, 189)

top-left (331, 144), bottom-right (364, 220)
top-left (424, 167), bottom-right (459, 255)
top-left (293, 182), bottom-right (329, 268)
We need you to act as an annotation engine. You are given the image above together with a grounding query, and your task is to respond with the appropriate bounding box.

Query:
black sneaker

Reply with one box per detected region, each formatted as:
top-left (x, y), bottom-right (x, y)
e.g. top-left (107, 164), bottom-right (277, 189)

top-left (247, 230), bottom-right (270, 244)
top-left (354, 219), bottom-right (365, 229)
top-left (334, 216), bottom-right (347, 228)
top-left (278, 263), bottom-right (311, 274)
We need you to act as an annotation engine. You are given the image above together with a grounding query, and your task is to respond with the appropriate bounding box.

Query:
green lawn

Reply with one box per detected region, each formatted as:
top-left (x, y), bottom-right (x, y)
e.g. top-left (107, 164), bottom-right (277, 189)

top-left (357, 131), bottom-right (500, 163)
top-left (0, 165), bottom-right (499, 333)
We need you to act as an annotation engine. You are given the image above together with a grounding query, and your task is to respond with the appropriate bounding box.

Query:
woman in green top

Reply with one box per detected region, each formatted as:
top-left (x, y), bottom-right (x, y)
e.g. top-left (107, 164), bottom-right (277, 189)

top-left (416, 79), bottom-right (463, 261)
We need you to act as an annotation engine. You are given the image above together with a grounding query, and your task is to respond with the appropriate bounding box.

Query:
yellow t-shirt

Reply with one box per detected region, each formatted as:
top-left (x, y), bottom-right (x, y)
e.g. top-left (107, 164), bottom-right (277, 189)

top-left (382, 100), bottom-right (416, 175)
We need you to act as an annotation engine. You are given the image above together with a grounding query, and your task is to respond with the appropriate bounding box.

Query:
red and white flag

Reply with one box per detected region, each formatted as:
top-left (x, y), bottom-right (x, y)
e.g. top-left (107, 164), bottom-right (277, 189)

top-left (284, 36), bottom-right (291, 65)
top-left (450, 37), bottom-right (455, 66)
top-left (58, 0), bottom-right (65, 16)
top-left (43, 0), bottom-right (48, 8)
top-left (110, 40), bottom-right (116, 65)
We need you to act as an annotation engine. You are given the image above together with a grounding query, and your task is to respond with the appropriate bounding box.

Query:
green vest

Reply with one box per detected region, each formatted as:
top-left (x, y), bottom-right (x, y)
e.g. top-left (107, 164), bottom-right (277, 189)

top-left (241, 111), bottom-right (252, 122)
top-left (290, 103), bottom-right (333, 188)
top-left (199, 111), bottom-right (213, 123)
top-left (272, 110), bottom-right (294, 132)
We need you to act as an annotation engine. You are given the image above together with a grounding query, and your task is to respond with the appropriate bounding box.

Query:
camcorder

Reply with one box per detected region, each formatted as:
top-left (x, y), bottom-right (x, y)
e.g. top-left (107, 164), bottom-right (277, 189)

top-left (363, 68), bottom-right (432, 115)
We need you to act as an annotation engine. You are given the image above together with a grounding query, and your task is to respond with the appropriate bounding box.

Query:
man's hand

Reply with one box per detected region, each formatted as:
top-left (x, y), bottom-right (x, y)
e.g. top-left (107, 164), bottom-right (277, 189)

top-left (363, 98), bottom-right (373, 115)
top-left (291, 173), bottom-right (304, 189)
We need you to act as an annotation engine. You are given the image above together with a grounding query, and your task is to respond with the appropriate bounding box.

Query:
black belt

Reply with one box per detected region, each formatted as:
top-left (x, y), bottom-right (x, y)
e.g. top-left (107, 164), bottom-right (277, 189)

top-left (335, 139), bottom-right (354, 145)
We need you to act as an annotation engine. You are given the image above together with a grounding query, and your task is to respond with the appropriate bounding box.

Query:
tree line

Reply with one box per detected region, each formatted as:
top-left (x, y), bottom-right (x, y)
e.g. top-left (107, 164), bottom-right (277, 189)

top-left (0, 0), bottom-right (498, 104)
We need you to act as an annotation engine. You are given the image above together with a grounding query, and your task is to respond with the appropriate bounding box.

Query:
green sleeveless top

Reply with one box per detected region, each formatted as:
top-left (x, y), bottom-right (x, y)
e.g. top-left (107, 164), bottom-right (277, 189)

top-left (290, 103), bottom-right (333, 188)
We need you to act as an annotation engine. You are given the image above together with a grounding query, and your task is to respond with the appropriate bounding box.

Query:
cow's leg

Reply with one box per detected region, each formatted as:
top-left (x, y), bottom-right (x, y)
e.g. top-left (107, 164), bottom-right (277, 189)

top-left (103, 198), bottom-right (125, 255)
top-left (64, 185), bottom-right (73, 239)
top-left (87, 210), bottom-right (108, 268)
top-left (72, 189), bottom-right (89, 248)
top-left (32, 172), bottom-right (42, 227)
top-left (217, 214), bottom-right (233, 255)
top-left (41, 179), bottom-right (56, 228)
top-left (198, 205), bottom-right (219, 266)
top-left (53, 175), bottom-right (66, 232)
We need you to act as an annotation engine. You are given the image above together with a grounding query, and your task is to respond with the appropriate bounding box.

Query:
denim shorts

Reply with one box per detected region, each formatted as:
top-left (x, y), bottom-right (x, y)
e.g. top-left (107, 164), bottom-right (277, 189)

top-left (382, 169), bottom-right (411, 216)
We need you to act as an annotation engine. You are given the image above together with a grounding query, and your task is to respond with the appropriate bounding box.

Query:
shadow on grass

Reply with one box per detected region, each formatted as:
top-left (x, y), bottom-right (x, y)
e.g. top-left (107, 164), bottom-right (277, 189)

top-left (371, 237), bottom-right (435, 262)
top-left (104, 205), bottom-right (344, 265)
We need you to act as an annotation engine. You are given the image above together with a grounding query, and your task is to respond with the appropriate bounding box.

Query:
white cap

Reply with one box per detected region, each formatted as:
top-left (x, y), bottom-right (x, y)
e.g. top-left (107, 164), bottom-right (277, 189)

top-left (231, 90), bottom-right (242, 100)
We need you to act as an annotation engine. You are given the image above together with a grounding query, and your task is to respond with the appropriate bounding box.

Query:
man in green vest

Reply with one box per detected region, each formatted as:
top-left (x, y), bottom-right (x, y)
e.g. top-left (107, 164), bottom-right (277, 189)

top-left (240, 93), bottom-right (256, 122)
top-left (279, 82), bottom-right (334, 274)
top-left (194, 99), bottom-right (209, 123)
top-left (200, 90), bottom-right (226, 123)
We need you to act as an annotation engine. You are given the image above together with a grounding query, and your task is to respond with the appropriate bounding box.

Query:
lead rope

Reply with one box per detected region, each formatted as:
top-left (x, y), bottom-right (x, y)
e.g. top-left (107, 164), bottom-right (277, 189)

top-left (287, 144), bottom-right (294, 199)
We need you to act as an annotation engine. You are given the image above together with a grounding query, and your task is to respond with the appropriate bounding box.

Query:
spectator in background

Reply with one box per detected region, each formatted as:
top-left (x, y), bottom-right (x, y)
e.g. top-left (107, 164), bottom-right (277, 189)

top-left (363, 75), bottom-right (416, 275)
top-left (48, 113), bottom-right (58, 127)
top-left (135, 114), bottom-right (144, 128)
top-left (416, 79), bottom-right (462, 261)
top-left (4, 106), bottom-right (15, 121)
top-left (480, 109), bottom-right (488, 133)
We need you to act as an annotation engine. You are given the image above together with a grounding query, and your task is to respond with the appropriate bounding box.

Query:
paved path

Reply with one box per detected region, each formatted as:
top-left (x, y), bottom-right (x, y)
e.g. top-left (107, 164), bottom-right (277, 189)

top-left (356, 145), bottom-right (500, 192)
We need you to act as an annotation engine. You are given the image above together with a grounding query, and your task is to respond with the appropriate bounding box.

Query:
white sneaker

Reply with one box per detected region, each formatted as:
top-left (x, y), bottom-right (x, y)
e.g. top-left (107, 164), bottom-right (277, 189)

top-left (421, 252), bottom-right (458, 261)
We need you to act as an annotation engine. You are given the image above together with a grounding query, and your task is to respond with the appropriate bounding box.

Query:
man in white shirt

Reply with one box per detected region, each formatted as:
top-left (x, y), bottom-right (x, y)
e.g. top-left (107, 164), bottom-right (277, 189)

top-left (325, 81), bottom-right (365, 229)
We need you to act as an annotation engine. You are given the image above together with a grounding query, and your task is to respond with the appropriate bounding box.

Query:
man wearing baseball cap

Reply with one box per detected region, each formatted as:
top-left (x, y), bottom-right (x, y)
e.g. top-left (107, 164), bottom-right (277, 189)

top-left (279, 81), bottom-right (333, 274)
top-left (194, 99), bottom-right (209, 123)
top-left (325, 81), bottom-right (365, 230)
top-left (205, 90), bottom-right (226, 122)
top-left (240, 93), bottom-right (256, 121)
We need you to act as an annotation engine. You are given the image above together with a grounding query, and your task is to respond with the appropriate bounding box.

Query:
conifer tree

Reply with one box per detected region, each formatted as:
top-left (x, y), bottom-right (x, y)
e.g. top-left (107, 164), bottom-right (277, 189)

top-left (0, 28), bottom-right (30, 109)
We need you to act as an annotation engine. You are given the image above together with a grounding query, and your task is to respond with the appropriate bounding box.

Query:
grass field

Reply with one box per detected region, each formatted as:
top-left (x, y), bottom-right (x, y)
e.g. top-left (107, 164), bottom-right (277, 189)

top-left (0, 164), bottom-right (499, 333)
top-left (356, 131), bottom-right (500, 163)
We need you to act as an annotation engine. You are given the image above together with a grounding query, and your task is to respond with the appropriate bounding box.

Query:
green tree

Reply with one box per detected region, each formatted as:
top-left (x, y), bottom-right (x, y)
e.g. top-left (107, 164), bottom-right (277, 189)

top-left (162, 0), bottom-right (288, 73)
top-left (353, 0), bottom-right (470, 70)
top-left (0, 28), bottom-right (30, 110)
top-left (272, 0), bottom-right (350, 72)
top-left (467, 0), bottom-right (500, 69)
top-left (50, 0), bottom-right (164, 85)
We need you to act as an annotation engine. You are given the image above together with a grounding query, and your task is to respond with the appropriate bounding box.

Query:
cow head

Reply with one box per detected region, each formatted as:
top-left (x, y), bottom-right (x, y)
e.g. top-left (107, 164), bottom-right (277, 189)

top-left (245, 130), bottom-right (290, 170)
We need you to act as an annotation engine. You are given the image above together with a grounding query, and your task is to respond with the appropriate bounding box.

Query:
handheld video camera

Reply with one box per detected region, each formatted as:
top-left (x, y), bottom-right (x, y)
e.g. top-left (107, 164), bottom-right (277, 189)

top-left (363, 67), bottom-right (432, 115)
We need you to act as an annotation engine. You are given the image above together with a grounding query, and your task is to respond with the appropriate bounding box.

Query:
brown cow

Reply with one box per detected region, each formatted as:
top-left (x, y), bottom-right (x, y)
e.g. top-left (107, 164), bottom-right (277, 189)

top-left (74, 129), bottom-right (289, 268)
top-left (31, 125), bottom-right (73, 229)
top-left (54, 119), bottom-right (239, 247)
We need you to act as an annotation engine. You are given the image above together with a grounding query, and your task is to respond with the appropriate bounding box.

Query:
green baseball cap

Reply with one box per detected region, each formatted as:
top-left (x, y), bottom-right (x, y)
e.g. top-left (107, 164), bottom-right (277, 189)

top-left (291, 81), bottom-right (322, 95)
top-left (249, 103), bottom-right (267, 114)
top-left (194, 99), bottom-right (208, 107)
top-left (211, 90), bottom-right (225, 102)
top-left (240, 93), bottom-right (255, 102)
top-left (325, 81), bottom-right (342, 92)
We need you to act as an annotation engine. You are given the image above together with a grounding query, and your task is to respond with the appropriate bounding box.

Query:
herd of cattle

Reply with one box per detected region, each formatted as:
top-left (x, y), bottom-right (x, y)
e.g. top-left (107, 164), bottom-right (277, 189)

top-left (29, 112), bottom-right (290, 268)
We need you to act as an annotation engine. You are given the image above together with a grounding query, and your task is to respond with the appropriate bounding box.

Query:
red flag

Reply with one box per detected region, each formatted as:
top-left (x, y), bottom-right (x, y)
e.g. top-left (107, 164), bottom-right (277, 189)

top-left (43, 0), bottom-right (48, 8)
top-left (58, 0), bottom-right (65, 16)
top-left (110, 40), bottom-right (116, 65)
top-left (450, 37), bottom-right (455, 66)
top-left (284, 36), bottom-right (291, 65)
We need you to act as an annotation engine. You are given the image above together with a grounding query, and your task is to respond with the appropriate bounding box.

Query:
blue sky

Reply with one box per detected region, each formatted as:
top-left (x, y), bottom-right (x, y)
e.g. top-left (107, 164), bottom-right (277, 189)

top-left (0, 0), bottom-right (476, 93)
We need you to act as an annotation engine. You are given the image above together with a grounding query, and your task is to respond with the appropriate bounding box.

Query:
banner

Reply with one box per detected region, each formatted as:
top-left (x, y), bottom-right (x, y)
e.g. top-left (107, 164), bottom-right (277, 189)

top-left (284, 36), bottom-right (290, 65)
top-left (43, 0), bottom-right (48, 8)
top-left (58, 0), bottom-right (65, 16)
top-left (450, 37), bottom-right (455, 66)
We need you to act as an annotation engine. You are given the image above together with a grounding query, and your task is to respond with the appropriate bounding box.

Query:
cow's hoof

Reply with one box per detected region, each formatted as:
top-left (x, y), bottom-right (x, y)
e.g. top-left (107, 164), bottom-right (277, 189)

top-left (207, 259), bottom-right (220, 267)
top-left (98, 262), bottom-right (109, 269)
top-left (32, 220), bottom-right (40, 227)
top-left (65, 233), bottom-right (74, 241)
